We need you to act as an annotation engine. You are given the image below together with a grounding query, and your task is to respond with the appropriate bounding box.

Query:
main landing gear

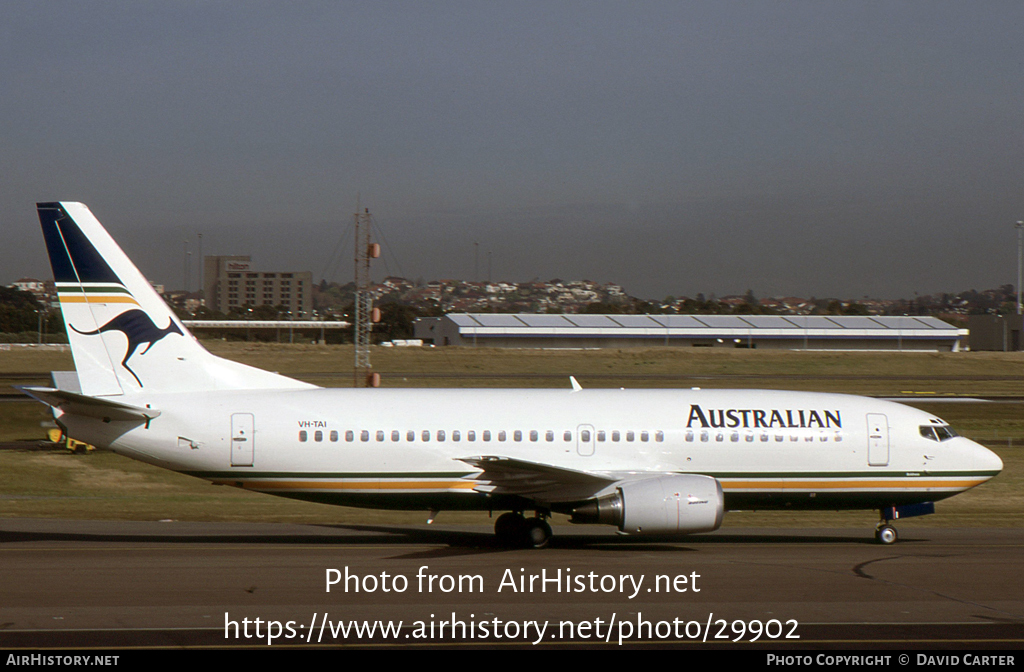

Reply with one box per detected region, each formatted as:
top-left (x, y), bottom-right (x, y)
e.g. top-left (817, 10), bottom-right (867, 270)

top-left (494, 511), bottom-right (552, 549)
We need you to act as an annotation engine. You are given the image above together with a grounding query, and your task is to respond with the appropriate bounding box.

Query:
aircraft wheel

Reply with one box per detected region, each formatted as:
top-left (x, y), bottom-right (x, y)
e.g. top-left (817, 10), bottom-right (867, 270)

top-left (875, 524), bottom-right (898, 545)
top-left (524, 518), bottom-right (552, 549)
top-left (494, 512), bottom-right (526, 546)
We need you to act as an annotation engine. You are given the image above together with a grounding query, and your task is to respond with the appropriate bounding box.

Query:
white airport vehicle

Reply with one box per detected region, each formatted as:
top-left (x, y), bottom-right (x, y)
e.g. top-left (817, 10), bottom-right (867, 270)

top-left (23, 202), bottom-right (1003, 547)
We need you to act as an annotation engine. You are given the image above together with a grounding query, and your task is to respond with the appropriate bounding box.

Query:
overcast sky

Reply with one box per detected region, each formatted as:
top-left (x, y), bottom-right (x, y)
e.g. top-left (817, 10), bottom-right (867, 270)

top-left (3, 2), bottom-right (1023, 300)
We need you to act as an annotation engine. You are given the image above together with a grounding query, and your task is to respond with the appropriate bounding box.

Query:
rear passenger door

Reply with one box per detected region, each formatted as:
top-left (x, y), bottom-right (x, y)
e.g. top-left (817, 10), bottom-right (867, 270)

top-left (231, 413), bottom-right (255, 467)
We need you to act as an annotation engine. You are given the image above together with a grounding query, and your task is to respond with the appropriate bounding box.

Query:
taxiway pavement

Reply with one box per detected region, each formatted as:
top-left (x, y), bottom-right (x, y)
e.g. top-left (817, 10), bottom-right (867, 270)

top-left (0, 519), bottom-right (1021, 648)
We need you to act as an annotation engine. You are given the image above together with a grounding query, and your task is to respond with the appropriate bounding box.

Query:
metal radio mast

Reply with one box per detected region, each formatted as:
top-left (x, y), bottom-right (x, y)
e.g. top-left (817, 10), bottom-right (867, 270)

top-left (354, 207), bottom-right (380, 387)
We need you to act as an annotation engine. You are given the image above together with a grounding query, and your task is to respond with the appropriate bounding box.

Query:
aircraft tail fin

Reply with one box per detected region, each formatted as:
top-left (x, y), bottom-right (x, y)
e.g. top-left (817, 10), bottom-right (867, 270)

top-left (37, 202), bottom-right (315, 396)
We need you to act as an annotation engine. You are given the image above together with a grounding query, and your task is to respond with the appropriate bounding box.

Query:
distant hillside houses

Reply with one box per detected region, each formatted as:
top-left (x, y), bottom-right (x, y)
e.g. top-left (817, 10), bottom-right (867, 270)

top-left (301, 276), bottom-right (1016, 327)
top-left (9, 278), bottom-right (55, 307)
top-left (349, 277), bottom-right (629, 314)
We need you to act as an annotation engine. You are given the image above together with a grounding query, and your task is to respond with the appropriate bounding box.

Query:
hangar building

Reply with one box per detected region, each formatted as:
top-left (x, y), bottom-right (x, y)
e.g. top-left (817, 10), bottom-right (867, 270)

top-left (413, 313), bottom-right (966, 351)
top-left (966, 314), bottom-right (1024, 351)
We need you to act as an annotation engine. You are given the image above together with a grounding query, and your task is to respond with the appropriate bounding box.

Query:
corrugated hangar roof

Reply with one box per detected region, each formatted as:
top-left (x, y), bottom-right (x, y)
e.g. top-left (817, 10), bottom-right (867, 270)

top-left (441, 313), bottom-right (962, 338)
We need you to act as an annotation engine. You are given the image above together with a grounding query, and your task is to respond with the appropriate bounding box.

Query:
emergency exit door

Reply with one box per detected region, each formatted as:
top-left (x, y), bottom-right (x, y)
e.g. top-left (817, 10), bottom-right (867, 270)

top-left (231, 413), bottom-right (255, 467)
top-left (577, 424), bottom-right (595, 457)
top-left (867, 413), bottom-right (889, 467)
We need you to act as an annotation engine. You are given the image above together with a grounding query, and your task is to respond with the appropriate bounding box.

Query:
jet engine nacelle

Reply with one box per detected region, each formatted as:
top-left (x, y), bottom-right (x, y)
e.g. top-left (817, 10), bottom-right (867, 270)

top-left (570, 474), bottom-right (724, 535)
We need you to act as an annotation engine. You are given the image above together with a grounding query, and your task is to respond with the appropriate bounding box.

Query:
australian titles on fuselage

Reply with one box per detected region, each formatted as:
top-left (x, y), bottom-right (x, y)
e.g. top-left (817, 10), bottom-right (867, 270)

top-left (686, 404), bottom-right (841, 430)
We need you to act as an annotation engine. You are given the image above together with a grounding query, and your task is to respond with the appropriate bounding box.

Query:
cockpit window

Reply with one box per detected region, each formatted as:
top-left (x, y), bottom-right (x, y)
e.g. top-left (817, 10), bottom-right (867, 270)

top-left (920, 425), bottom-right (958, 441)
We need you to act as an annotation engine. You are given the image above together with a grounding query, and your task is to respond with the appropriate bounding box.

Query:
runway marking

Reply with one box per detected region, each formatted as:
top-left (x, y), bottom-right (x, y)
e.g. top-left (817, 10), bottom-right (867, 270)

top-left (844, 554), bottom-right (1024, 622)
top-left (852, 556), bottom-right (901, 579)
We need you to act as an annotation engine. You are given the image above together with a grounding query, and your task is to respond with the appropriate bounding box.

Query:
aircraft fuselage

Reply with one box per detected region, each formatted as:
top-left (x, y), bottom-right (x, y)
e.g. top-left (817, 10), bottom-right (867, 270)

top-left (59, 387), bottom-right (1001, 514)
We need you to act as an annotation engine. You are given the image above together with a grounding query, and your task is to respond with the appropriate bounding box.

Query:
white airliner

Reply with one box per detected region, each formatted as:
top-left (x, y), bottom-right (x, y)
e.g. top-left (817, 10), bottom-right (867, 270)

top-left (23, 202), bottom-right (1002, 547)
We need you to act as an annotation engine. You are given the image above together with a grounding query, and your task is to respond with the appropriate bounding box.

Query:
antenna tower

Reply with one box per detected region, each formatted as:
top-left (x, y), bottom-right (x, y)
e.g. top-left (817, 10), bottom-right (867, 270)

top-left (354, 207), bottom-right (380, 386)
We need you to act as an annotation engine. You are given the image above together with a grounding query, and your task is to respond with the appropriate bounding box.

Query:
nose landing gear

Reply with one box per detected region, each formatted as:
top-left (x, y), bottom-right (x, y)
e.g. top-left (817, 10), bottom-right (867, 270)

top-left (875, 523), bottom-right (898, 545)
top-left (874, 503), bottom-right (935, 544)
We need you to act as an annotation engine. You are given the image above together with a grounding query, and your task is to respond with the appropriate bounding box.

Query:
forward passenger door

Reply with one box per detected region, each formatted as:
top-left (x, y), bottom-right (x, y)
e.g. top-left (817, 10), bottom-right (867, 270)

top-left (866, 413), bottom-right (889, 467)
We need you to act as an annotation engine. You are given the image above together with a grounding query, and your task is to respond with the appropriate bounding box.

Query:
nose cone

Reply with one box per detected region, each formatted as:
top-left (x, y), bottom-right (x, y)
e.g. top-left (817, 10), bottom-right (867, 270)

top-left (964, 438), bottom-right (1003, 476)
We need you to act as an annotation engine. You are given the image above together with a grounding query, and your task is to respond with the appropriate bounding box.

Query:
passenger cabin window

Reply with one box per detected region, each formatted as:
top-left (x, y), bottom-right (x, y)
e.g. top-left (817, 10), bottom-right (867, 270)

top-left (468, 430), bottom-right (476, 441)
top-left (299, 430), bottom-right (307, 442)
top-left (655, 431), bottom-right (664, 442)
top-left (361, 430), bottom-right (369, 442)
top-left (452, 430), bottom-right (461, 442)
top-left (329, 430), bottom-right (338, 442)
top-left (345, 430), bottom-right (354, 442)
top-left (546, 431), bottom-right (554, 442)
top-left (314, 430), bottom-right (323, 442)
top-left (407, 430), bottom-right (415, 442)
top-left (580, 430), bottom-right (591, 442)
top-left (514, 430), bottom-right (522, 442)
top-left (392, 430), bottom-right (400, 442)
top-left (563, 431), bottom-right (572, 442)
top-left (483, 430), bottom-right (492, 442)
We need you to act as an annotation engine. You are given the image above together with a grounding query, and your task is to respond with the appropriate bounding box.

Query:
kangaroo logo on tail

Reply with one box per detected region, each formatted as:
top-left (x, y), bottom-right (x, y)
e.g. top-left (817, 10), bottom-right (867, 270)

top-left (70, 309), bottom-right (184, 386)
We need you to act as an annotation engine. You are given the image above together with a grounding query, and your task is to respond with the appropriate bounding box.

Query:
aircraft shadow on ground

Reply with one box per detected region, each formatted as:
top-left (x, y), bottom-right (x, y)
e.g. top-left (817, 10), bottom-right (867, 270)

top-left (0, 524), bottom-right (898, 555)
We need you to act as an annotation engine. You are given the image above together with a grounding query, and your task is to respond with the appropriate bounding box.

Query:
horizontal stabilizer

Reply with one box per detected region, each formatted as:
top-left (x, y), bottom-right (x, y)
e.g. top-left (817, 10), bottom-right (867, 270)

top-left (458, 455), bottom-right (615, 500)
top-left (18, 386), bottom-right (160, 422)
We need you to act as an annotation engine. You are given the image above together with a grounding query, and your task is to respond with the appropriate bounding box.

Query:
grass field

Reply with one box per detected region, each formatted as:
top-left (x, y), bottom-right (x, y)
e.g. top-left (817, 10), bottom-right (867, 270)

top-left (1, 343), bottom-right (1021, 530)
top-left (213, 342), bottom-right (1024, 397)
top-left (7, 341), bottom-right (1024, 394)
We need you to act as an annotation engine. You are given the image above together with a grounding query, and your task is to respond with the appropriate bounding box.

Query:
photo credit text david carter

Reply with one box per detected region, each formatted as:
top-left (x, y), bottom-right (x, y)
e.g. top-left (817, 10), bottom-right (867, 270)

top-left (222, 565), bottom-right (802, 645)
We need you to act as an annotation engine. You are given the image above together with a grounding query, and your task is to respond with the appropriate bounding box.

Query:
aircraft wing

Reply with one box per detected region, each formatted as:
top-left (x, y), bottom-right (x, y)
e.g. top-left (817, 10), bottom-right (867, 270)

top-left (457, 455), bottom-right (617, 502)
top-left (18, 386), bottom-right (160, 423)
